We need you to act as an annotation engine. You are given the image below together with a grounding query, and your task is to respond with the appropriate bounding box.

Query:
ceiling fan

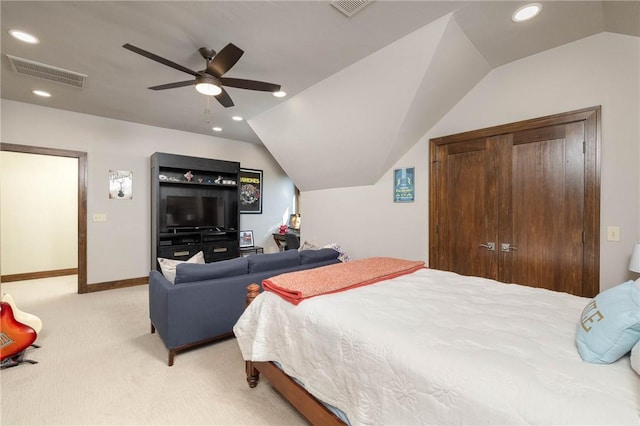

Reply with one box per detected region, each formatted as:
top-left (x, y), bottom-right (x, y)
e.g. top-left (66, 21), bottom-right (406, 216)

top-left (123, 43), bottom-right (281, 108)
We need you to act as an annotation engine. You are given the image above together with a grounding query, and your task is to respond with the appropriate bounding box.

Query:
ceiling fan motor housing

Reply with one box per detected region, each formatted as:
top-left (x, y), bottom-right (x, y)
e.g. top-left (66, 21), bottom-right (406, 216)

top-left (196, 74), bottom-right (220, 86)
top-left (198, 47), bottom-right (216, 61)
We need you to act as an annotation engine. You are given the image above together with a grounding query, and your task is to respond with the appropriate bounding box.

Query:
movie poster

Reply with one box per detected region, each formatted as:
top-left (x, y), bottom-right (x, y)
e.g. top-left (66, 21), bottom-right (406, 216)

top-left (239, 168), bottom-right (263, 214)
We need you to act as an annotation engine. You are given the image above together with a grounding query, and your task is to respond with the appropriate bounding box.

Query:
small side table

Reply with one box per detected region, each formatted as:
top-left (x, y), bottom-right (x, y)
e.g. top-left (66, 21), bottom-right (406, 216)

top-left (240, 246), bottom-right (264, 257)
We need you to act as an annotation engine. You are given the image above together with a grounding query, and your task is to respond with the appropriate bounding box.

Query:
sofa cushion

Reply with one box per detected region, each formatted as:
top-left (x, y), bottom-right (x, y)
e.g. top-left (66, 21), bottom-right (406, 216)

top-left (300, 248), bottom-right (339, 265)
top-left (174, 257), bottom-right (249, 285)
top-left (248, 250), bottom-right (300, 273)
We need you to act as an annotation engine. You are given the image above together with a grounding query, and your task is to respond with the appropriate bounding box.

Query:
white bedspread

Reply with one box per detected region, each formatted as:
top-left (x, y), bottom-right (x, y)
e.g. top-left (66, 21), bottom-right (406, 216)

top-left (234, 268), bottom-right (640, 425)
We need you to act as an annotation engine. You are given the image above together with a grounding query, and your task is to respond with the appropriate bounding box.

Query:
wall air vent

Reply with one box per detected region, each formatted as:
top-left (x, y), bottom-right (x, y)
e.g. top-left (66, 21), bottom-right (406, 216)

top-left (6, 54), bottom-right (87, 88)
top-left (330, 0), bottom-right (372, 18)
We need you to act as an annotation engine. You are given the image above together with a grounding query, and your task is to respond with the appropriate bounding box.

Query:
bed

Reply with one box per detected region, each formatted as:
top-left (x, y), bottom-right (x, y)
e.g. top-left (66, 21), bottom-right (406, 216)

top-left (233, 259), bottom-right (640, 425)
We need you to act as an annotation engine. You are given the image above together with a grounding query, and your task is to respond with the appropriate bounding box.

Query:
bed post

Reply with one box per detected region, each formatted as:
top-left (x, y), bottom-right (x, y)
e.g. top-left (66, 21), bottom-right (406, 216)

top-left (245, 283), bottom-right (261, 387)
top-left (240, 283), bottom-right (346, 424)
top-left (246, 361), bottom-right (259, 388)
top-left (245, 283), bottom-right (260, 307)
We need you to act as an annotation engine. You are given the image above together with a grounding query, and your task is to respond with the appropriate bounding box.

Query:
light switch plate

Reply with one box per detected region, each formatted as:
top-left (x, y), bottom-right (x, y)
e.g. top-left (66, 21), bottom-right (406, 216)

top-left (93, 213), bottom-right (107, 222)
top-left (607, 226), bottom-right (620, 241)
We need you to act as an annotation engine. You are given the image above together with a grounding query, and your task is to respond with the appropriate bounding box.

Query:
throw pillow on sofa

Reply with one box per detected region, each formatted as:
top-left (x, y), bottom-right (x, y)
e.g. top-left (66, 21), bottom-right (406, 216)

top-left (158, 251), bottom-right (205, 284)
top-left (322, 243), bottom-right (351, 262)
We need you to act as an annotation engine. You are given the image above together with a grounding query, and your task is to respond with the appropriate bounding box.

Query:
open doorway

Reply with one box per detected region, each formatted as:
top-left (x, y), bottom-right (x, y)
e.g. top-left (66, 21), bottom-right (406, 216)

top-left (0, 143), bottom-right (87, 294)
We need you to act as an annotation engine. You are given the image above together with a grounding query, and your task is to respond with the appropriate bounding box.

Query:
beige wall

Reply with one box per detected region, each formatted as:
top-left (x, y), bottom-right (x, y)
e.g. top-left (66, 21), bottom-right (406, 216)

top-left (0, 102), bottom-right (295, 285)
top-left (2, 32), bottom-right (637, 291)
top-left (0, 152), bottom-right (78, 275)
top-left (301, 32), bottom-right (640, 291)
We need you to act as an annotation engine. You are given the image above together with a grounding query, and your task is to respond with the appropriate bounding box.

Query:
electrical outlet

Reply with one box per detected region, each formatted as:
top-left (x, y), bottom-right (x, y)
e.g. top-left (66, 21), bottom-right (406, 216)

top-left (93, 213), bottom-right (107, 222)
top-left (607, 226), bottom-right (620, 241)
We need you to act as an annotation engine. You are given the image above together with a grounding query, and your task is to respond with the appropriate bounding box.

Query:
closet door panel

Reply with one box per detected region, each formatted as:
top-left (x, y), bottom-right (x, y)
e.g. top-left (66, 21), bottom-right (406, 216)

top-left (506, 122), bottom-right (585, 294)
top-left (438, 139), bottom-right (498, 279)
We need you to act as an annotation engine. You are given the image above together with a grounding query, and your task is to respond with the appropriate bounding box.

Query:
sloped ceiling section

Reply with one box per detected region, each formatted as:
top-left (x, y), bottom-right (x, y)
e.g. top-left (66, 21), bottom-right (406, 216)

top-left (249, 14), bottom-right (490, 191)
top-left (380, 16), bottom-right (491, 175)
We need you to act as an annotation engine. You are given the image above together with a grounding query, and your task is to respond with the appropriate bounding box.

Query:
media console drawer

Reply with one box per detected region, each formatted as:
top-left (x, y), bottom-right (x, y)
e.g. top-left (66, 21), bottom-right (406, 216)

top-left (203, 241), bottom-right (239, 262)
top-left (157, 245), bottom-right (201, 260)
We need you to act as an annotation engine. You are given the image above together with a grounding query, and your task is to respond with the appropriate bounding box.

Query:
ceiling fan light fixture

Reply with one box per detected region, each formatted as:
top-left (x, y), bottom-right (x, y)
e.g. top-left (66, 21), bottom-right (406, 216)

top-left (195, 75), bottom-right (222, 96)
top-left (273, 90), bottom-right (287, 98)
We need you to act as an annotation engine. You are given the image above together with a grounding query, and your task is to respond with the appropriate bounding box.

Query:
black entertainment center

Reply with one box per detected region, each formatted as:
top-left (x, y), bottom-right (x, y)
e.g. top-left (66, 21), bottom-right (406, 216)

top-left (151, 152), bottom-right (241, 269)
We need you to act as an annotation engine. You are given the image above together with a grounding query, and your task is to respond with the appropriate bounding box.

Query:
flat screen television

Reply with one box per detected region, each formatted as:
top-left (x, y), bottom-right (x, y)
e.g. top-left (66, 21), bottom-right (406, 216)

top-left (164, 195), bottom-right (225, 230)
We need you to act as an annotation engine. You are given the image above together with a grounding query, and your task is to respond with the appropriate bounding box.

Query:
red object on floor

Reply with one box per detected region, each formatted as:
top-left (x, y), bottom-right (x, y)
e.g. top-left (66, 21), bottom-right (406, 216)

top-left (0, 302), bottom-right (37, 361)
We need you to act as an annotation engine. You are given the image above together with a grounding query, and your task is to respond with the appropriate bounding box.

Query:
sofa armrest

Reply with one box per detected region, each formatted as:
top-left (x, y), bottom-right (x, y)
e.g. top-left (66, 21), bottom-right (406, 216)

top-left (150, 273), bottom-right (251, 350)
top-left (149, 270), bottom-right (172, 339)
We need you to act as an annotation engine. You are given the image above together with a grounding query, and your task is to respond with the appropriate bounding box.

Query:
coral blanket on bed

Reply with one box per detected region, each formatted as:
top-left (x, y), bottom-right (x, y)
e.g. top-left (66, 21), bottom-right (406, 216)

top-left (262, 257), bottom-right (425, 304)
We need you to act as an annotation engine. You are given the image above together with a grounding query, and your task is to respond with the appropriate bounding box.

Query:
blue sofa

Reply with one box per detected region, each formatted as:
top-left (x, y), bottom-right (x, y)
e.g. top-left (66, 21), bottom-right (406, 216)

top-left (149, 248), bottom-right (340, 365)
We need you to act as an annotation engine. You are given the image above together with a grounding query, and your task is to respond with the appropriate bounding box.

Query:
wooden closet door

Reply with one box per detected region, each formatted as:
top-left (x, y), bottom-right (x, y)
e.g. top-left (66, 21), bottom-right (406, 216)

top-left (500, 122), bottom-right (585, 294)
top-left (433, 138), bottom-right (500, 279)
top-left (429, 107), bottom-right (600, 297)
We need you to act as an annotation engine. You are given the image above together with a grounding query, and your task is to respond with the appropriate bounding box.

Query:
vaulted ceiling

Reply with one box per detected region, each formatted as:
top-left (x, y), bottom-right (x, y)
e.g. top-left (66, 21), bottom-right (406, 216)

top-left (2, 1), bottom-right (638, 190)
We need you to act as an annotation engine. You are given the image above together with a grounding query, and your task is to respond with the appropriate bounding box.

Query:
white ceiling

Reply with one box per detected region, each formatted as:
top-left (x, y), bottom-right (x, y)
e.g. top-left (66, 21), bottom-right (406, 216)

top-left (1, 1), bottom-right (638, 190)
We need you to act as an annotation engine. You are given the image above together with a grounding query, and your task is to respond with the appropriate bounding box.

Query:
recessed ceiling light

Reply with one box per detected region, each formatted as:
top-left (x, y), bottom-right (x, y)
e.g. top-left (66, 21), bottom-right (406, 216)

top-left (32, 90), bottom-right (51, 97)
top-left (9, 29), bottom-right (39, 44)
top-left (232, 116), bottom-right (243, 121)
top-left (512, 3), bottom-right (542, 22)
top-left (273, 91), bottom-right (287, 98)
top-left (212, 127), bottom-right (222, 132)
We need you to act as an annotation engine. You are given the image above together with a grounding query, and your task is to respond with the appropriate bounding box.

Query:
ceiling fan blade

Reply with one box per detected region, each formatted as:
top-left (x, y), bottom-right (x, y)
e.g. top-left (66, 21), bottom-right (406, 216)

top-left (215, 88), bottom-right (234, 108)
top-left (148, 80), bottom-right (195, 91)
top-left (221, 78), bottom-right (281, 93)
top-left (123, 43), bottom-right (200, 77)
top-left (206, 43), bottom-right (244, 78)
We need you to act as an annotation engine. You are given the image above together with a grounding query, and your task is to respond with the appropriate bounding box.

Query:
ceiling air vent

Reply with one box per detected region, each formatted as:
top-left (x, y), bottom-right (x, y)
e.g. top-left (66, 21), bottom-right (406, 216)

top-left (330, 0), bottom-right (372, 18)
top-left (6, 54), bottom-right (87, 88)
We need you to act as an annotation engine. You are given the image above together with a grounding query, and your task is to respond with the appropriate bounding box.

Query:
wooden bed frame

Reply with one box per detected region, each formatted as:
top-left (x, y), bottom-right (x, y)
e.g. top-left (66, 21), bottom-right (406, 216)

top-left (243, 284), bottom-right (346, 425)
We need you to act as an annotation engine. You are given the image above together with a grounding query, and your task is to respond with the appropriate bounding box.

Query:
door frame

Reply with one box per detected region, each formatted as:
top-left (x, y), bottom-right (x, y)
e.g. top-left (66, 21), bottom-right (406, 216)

top-left (429, 106), bottom-right (601, 297)
top-left (1, 143), bottom-right (88, 294)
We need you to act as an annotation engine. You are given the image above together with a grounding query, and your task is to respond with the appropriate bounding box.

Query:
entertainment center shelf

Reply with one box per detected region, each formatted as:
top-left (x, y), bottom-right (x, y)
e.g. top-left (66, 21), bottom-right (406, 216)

top-left (157, 230), bottom-right (239, 263)
top-left (151, 152), bottom-right (241, 269)
top-left (159, 230), bottom-right (238, 245)
top-left (158, 168), bottom-right (238, 187)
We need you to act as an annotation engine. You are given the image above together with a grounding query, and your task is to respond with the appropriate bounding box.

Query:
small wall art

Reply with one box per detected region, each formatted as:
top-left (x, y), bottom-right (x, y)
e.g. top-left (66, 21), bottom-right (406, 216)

top-left (109, 170), bottom-right (133, 200)
top-left (239, 168), bottom-right (263, 214)
top-left (393, 167), bottom-right (414, 203)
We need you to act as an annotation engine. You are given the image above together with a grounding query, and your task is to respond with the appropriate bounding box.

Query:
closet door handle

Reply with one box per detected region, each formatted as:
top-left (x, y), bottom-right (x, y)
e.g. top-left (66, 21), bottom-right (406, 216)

top-left (501, 243), bottom-right (517, 252)
top-left (479, 242), bottom-right (495, 251)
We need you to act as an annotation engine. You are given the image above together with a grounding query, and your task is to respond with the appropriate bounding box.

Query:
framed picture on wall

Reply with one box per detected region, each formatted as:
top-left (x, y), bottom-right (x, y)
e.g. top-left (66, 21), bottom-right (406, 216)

top-left (109, 170), bottom-right (133, 200)
top-left (393, 167), bottom-right (414, 202)
top-left (239, 168), bottom-right (263, 214)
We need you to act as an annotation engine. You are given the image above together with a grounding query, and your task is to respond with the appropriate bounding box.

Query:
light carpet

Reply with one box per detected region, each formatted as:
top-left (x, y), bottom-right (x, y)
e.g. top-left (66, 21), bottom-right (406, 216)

top-left (0, 276), bottom-right (306, 425)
